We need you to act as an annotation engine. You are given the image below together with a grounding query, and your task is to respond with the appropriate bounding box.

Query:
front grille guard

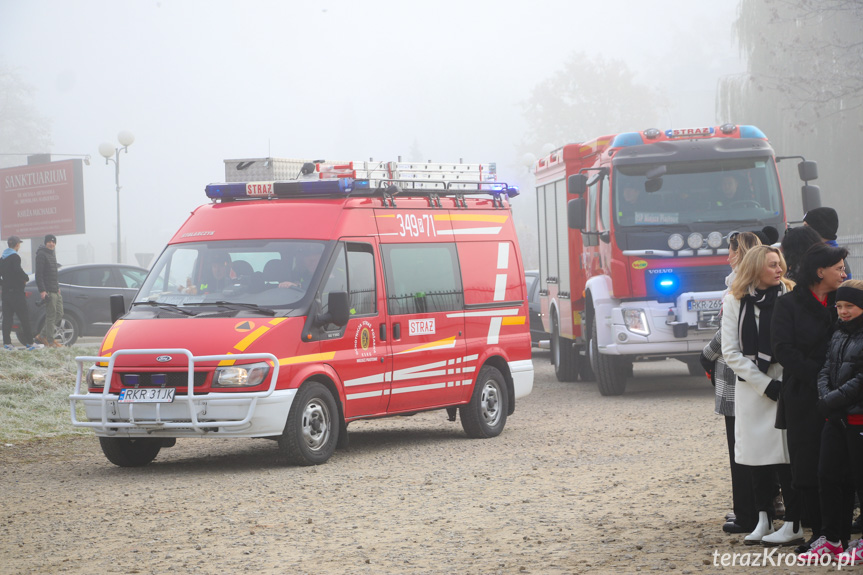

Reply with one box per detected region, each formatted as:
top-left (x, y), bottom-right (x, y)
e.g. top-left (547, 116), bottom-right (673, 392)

top-left (70, 349), bottom-right (280, 433)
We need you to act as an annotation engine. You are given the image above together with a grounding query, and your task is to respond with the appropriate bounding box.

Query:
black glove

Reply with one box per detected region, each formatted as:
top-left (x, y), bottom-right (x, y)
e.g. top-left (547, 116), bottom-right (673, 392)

top-left (764, 380), bottom-right (781, 401)
top-left (699, 352), bottom-right (715, 379)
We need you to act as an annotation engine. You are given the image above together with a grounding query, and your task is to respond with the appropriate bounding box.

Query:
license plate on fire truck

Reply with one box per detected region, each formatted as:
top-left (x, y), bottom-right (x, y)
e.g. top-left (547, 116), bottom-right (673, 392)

top-left (687, 298), bottom-right (722, 312)
top-left (118, 387), bottom-right (175, 403)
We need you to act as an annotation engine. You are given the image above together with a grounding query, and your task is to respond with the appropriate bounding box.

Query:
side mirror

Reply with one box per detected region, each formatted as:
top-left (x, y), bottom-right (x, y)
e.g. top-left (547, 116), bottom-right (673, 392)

top-left (567, 174), bottom-right (587, 196)
top-left (802, 184), bottom-right (822, 214)
top-left (317, 291), bottom-right (350, 327)
top-left (798, 160), bottom-right (818, 182)
top-left (110, 294), bottom-right (126, 323)
top-left (567, 197), bottom-right (586, 230)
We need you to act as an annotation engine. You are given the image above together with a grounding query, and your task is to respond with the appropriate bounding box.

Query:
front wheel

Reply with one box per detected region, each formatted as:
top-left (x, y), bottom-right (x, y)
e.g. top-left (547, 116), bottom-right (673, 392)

top-left (99, 437), bottom-right (162, 467)
top-left (460, 365), bottom-right (508, 438)
top-left (278, 382), bottom-right (339, 466)
top-left (551, 314), bottom-right (578, 382)
top-left (590, 316), bottom-right (628, 396)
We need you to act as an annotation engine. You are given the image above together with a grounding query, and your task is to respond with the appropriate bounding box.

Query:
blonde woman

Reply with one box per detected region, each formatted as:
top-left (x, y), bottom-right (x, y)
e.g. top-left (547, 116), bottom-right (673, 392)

top-left (721, 245), bottom-right (798, 544)
top-left (701, 231), bottom-right (762, 533)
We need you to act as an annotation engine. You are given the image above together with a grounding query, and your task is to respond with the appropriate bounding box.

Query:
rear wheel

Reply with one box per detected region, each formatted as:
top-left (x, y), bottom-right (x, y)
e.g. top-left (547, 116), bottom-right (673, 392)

top-left (551, 313), bottom-right (578, 382)
top-left (54, 315), bottom-right (79, 346)
top-left (99, 437), bottom-right (162, 467)
top-left (460, 365), bottom-right (508, 438)
top-left (278, 382), bottom-right (339, 466)
top-left (590, 315), bottom-right (628, 396)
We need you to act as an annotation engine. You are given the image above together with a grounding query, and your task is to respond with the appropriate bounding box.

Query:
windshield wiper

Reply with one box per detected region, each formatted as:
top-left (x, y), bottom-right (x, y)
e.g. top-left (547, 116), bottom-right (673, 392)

top-left (132, 301), bottom-right (197, 316)
top-left (185, 301), bottom-right (277, 316)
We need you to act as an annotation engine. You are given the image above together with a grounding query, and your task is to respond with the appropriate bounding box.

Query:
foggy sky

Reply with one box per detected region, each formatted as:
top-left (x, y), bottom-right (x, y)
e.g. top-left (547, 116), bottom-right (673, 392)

top-left (0, 0), bottom-right (743, 268)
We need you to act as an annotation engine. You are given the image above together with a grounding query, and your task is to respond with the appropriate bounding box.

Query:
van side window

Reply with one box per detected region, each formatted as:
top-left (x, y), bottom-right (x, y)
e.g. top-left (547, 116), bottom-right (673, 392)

top-left (382, 243), bottom-right (463, 315)
top-left (346, 243), bottom-right (375, 315)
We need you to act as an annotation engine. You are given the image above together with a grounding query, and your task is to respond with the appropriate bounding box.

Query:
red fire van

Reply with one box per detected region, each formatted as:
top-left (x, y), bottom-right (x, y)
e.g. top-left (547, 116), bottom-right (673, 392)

top-left (71, 159), bottom-right (534, 466)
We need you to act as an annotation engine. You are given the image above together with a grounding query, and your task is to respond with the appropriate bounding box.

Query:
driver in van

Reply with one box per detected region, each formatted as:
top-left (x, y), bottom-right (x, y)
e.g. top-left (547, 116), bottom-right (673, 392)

top-left (714, 174), bottom-right (744, 208)
top-left (183, 252), bottom-right (234, 295)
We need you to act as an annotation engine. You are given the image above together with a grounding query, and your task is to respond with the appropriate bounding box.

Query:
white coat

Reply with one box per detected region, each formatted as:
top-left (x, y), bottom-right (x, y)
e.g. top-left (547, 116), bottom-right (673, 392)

top-left (721, 289), bottom-right (790, 466)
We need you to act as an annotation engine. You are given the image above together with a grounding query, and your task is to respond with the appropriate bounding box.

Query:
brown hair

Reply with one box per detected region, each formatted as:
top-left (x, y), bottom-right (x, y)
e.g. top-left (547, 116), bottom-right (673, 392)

top-left (730, 245), bottom-right (794, 299)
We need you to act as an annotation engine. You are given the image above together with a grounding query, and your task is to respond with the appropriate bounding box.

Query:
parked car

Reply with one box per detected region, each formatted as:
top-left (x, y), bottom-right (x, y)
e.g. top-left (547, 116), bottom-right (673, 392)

top-left (525, 270), bottom-right (548, 346)
top-left (5, 264), bottom-right (148, 346)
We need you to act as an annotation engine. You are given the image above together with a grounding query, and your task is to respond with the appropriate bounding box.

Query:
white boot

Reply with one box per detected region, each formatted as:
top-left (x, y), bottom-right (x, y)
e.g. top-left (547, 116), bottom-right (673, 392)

top-left (744, 511), bottom-right (775, 545)
top-left (761, 520), bottom-right (805, 547)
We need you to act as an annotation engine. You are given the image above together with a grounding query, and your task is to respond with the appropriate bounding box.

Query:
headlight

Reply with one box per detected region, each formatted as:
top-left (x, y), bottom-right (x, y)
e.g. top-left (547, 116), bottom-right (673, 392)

top-left (707, 231), bottom-right (723, 248)
top-left (87, 366), bottom-right (108, 388)
top-left (667, 234), bottom-right (685, 251)
top-left (622, 308), bottom-right (650, 336)
top-left (687, 232), bottom-right (704, 250)
top-left (213, 362), bottom-right (270, 388)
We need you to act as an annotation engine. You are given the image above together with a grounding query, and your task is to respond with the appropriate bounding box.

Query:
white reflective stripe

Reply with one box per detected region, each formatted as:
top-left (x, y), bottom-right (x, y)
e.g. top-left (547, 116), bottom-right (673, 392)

top-left (436, 227), bottom-right (502, 235)
top-left (463, 354), bottom-right (479, 362)
top-left (447, 308), bottom-right (519, 318)
top-left (343, 372), bottom-right (387, 387)
top-left (463, 366), bottom-right (476, 373)
top-left (346, 390), bottom-right (384, 400)
top-left (493, 274), bottom-right (507, 301)
top-left (497, 242), bottom-right (509, 269)
top-left (391, 382), bottom-right (447, 394)
top-left (487, 316), bottom-right (502, 345)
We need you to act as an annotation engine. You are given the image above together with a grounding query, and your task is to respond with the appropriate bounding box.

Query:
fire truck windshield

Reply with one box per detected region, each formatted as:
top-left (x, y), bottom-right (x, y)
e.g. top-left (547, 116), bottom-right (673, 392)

top-left (613, 157), bottom-right (783, 227)
top-left (135, 239), bottom-right (329, 310)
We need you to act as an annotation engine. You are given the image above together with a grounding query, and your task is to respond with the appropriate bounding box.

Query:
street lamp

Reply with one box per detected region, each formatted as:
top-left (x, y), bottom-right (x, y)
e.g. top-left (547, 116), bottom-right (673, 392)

top-left (99, 131), bottom-right (135, 263)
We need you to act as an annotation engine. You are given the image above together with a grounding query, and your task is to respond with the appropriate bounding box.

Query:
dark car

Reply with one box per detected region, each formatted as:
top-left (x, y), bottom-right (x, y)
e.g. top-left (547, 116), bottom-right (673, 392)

top-left (6, 263), bottom-right (148, 346)
top-left (525, 270), bottom-right (548, 346)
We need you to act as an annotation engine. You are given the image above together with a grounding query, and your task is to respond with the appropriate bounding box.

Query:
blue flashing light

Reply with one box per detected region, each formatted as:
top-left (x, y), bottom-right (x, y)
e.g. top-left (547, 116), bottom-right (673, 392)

top-left (506, 185), bottom-right (520, 198)
top-left (206, 178), bottom-right (372, 200)
top-left (654, 273), bottom-right (680, 296)
top-left (738, 125), bottom-right (767, 139)
top-left (610, 132), bottom-right (645, 148)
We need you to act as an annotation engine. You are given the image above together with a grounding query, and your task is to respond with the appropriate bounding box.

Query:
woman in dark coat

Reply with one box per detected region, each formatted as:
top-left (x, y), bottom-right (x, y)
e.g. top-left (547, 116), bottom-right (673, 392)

top-left (771, 243), bottom-right (848, 548)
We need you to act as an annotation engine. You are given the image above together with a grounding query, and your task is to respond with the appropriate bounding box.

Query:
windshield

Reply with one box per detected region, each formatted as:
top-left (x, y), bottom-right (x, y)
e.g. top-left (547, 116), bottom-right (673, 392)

top-left (613, 157), bottom-right (783, 226)
top-left (136, 240), bottom-right (328, 308)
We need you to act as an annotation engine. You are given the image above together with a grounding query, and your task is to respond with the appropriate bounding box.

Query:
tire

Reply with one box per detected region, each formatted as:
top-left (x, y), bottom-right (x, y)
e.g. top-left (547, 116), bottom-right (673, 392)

top-left (577, 344), bottom-right (595, 382)
top-left (682, 357), bottom-right (704, 377)
top-left (278, 382), bottom-right (339, 466)
top-left (460, 365), bottom-right (508, 438)
top-left (590, 315), bottom-right (628, 396)
top-left (99, 437), bottom-right (162, 467)
top-left (551, 313), bottom-right (578, 382)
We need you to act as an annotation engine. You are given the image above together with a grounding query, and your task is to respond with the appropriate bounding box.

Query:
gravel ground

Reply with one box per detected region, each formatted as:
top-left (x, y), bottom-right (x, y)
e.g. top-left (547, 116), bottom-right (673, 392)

top-left (1, 351), bottom-right (821, 574)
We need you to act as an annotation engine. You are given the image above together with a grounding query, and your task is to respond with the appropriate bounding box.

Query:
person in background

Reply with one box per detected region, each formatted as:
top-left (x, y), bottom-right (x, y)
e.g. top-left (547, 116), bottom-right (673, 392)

top-left (721, 245), bottom-right (800, 545)
top-left (770, 244), bottom-right (849, 549)
top-left (0, 236), bottom-right (39, 351)
top-left (781, 226), bottom-right (824, 283)
top-left (701, 231), bottom-right (762, 534)
top-left (798, 279), bottom-right (863, 564)
top-left (804, 207), bottom-right (853, 279)
top-left (34, 234), bottom-right (63, 348)
top-left (752, 226), bottom-right (779, 247)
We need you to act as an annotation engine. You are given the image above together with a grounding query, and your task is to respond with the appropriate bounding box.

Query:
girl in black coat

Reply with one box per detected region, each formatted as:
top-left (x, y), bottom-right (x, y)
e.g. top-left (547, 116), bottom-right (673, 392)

top-left (798, 280), bottom-right (863, 564)
top-left (771, 243), bottom-right (848, 548)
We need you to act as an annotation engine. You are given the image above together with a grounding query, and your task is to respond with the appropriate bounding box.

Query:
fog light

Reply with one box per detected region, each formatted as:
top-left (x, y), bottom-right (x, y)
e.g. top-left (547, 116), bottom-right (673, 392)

top-left (707, 231), bottom-right (723, 248)
top-left (687, 232), bottom-right (704, 250)
top-left (668, 234), bottom-right (685, 251)
top-left (622, 308), bottom-right (650, 336)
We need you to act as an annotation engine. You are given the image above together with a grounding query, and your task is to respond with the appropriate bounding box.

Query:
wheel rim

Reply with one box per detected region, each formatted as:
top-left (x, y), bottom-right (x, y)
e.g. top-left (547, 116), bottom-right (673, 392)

top-left (479, 380), bottom-right (502, 427)
top-left (301, 399), bottom-right (331, 452)
top-left (55, 318), bottom-right (74, 345)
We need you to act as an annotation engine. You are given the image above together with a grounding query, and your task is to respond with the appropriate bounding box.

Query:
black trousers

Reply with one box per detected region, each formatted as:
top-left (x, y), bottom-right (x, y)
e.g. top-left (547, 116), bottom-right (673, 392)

top-left (1, 290), bottom-right (32, 346)
top-left (725, 415), bottom-right (757, 528)
top-left (749, 463), bottom-right (801, 522)
top-left (818, 420), bottom-right (863, 543)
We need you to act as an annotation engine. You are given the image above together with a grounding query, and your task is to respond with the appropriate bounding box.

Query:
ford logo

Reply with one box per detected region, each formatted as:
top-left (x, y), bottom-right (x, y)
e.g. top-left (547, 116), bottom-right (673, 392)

top-left (156, 355), bottom-right (172, 363)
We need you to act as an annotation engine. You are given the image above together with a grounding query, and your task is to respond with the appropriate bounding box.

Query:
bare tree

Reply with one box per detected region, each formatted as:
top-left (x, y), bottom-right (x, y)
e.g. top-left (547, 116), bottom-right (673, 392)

top-left (0, 63), bottom-right (52, 168)
top-left (521, 52), bottom-right (663, 156)
top-left (718, 0), bottom-right (863, 232)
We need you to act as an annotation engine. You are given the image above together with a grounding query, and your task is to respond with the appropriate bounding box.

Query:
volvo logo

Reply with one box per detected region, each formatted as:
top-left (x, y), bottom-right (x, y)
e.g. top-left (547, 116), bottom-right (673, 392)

top-left (156, 355), bottom-right (172, 363)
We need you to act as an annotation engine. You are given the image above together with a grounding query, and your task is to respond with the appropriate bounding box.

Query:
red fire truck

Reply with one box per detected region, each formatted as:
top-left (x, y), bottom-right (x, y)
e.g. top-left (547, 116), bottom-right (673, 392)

top-left (71, 159), bottom-right (534, 466)
top-left (534, 124), bottom-right (820, 395)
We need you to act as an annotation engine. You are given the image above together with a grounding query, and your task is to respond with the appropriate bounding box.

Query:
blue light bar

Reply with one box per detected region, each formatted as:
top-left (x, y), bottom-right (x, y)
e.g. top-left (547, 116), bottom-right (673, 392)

top-left (205, 179), bottom-right (371, 199)
top-left (610, 132), bottom-right (645, 148)
top-left (738, 125), bottom-right (767, 139)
